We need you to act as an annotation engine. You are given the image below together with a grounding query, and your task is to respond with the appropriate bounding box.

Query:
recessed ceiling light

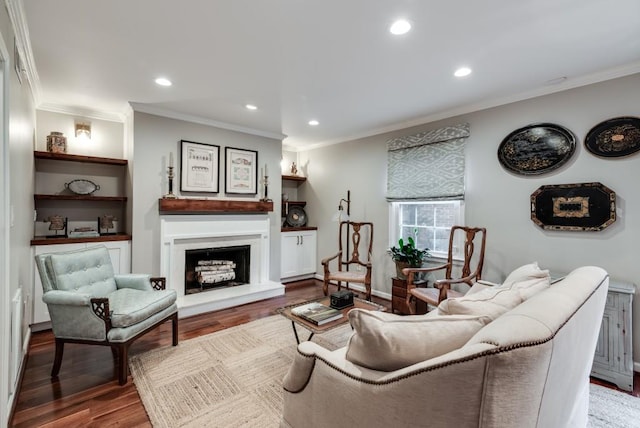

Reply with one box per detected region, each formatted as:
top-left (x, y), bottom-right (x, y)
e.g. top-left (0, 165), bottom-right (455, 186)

top-left (245, 104), bottom-right (258, 110)
top-left (390, 19), bottom-right (411, 35)
top-left (308, 120), bottom-right (319, 126)
top-left (454, 67), bottom-right (472, 77)
top-left (155, 77), bottom-right (172, 86)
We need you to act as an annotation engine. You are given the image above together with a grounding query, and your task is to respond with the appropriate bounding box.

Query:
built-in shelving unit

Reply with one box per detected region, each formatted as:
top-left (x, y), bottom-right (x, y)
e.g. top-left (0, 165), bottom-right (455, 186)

top-left (32, 151), bottom-right (130, 245)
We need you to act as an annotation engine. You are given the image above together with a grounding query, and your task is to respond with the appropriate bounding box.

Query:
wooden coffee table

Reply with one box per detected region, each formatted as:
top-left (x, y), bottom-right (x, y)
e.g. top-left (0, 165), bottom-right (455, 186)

top-left (279, 296), bottom-right (386, 344)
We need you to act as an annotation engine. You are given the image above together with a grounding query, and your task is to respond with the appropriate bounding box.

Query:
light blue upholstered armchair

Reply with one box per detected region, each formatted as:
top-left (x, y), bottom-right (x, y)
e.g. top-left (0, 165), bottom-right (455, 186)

top-left (34, 245), bottom-right (178, 385)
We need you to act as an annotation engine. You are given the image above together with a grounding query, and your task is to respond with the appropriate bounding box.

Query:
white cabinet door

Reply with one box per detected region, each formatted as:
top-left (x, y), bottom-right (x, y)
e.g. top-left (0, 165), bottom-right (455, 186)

top-left (281, 233), bottom-right (301, 279)
top-left (280, 230), bottom-right (317, 280)
top-left (32, 241), bottom-right (131, 326)
top-left (298, 231), bottom-right (317, 275)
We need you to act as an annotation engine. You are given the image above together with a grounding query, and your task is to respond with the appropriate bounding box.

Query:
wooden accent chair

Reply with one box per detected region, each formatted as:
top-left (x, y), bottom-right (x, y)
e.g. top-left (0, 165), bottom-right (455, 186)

top-left (34, 245), bottom-right (178, 385)
top-left (321, 221), bottom-right (373, 300)
top-left (405, 226), bottom-right (486, 314)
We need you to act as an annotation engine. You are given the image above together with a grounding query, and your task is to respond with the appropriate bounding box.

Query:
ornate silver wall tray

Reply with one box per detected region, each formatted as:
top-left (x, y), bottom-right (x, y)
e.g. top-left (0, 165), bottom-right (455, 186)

top-left (530, 182), bottom-right (616, 231)
top-left (584, 116), bottom-right (640, 158)
top-left (65, 179), bottom-right (100, 195)
top-left (498, 123), bottom-right (576, 175)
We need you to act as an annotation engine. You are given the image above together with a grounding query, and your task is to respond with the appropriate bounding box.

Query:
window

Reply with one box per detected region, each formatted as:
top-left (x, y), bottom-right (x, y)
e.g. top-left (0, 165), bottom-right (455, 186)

top-left (389, 200), bottom-right (464, 259)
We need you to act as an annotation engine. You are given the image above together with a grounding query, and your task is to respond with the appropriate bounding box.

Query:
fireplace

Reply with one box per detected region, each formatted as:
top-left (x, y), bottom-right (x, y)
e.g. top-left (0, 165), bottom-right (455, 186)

top-left (160, 214), bottom-right (284, 317)
top-left (185, 245), bottom-right (250, 294)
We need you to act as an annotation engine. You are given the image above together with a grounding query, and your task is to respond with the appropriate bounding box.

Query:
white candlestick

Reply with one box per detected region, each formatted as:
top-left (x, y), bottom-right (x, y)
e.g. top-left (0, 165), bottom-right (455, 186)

top-left (169, 152), bottom-right (173, 168)
top-left (265, 163), bottom-right (268, 177)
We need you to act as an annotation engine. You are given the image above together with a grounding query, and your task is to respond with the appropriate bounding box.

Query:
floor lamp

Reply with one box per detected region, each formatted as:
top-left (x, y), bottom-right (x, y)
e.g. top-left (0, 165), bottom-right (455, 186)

top-left (332, 190), bottom-right (351, 287)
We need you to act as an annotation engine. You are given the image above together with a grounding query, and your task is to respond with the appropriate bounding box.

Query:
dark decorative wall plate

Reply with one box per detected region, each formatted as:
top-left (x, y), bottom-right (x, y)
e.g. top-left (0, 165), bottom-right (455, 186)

top-left (285, 205), bottom-right (307, 227)
top-left (498, 123), bottom-right (576, 175)
top-left (584, 116), bottom-right (640, 158)
top-left (530, 182), bottom-right (616, 231)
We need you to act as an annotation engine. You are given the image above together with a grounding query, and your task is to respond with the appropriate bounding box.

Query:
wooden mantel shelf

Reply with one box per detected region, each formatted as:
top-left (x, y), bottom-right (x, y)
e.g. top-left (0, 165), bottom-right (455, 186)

top-left (158, 198), bottom-right (274, 214)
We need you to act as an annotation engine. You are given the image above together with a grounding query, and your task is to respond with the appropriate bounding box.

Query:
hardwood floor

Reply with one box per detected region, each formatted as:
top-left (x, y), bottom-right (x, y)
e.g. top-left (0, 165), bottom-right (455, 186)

top-left (10, 279), bottom-right (639, 426)
top-left (10, 280), bottom-right (383, 427)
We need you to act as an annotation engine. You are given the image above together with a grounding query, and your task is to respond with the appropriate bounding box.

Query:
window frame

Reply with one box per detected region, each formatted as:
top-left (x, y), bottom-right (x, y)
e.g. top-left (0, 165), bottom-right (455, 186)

top-left (388, 200), bottom-right (465, 261)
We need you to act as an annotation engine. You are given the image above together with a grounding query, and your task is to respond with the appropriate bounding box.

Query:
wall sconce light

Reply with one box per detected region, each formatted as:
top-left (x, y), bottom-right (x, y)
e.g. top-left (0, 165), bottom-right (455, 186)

top-left (75, 122), bottom-right (91, 140)
top-left (331, 190), bottom-right (351, 222)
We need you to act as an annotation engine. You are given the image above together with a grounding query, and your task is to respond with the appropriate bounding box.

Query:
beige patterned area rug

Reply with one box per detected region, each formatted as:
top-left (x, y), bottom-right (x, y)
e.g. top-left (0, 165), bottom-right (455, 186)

top-left (131, 314), bottom-right (640, 428)
top-left (129, 315), bottom-right (353, 428)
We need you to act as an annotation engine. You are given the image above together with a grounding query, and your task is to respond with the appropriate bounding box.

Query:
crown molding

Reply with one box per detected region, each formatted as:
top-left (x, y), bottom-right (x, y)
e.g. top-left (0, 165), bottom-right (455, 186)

top-left (38, 102), bottom-right (125, 123)
top-left (129, 103), bottom-right (286, 141)
top-left (294, 61), bottom-right (640, 152)
top-left (6, 0), bottom-right (41, 103)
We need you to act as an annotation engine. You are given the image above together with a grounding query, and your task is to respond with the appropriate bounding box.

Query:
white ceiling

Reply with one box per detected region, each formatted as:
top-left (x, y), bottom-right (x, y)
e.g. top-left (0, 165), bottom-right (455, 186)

top-left (20, 0), bottom-right (640, 150)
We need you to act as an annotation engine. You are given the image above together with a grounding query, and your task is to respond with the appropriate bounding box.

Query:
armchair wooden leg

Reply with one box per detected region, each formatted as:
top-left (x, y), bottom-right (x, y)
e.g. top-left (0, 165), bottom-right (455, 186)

top-left (365, 283), bottom-right (371, 301)
top-left (406, 294), bottom-right (416, 315)
top-left (171, 313), bottom-right (179, 346)
top-left (117, 343), bottom-right (131, 385)
top-left (51, 338), bottom-right (64, 377)
top-left (322, 278), bottom-right (329, 296)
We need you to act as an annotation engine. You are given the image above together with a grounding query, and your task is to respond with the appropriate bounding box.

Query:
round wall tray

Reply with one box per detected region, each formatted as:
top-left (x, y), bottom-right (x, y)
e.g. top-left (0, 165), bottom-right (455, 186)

top-left (286, 206), bottom-right (307, 227)
top-left (497, 123), bottom-right (576, 175)
top-left (585, 116), bottom-right (640, 158)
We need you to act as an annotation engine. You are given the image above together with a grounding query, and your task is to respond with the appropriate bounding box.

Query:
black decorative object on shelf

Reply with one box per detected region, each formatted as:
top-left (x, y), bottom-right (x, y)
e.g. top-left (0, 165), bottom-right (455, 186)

top-left (584, 116), bottom-right (640, 158)
top-left (498, 123), bottom-right (576, 175)
top-left (530, 182), bottom-right (616, 231)
top-left (285, 205), bottom-right (307, 227)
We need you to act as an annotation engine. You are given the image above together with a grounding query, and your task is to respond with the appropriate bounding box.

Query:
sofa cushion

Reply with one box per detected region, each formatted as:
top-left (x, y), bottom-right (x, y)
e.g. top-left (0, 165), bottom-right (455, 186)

top-left (345, 309), bottom-right (491, 371)
top-left (438, 263), bottom-right (551, 318)
top-left (109, 288), bottom-right (177, 328)
top-left (501, 262), bottom-right (551, 300)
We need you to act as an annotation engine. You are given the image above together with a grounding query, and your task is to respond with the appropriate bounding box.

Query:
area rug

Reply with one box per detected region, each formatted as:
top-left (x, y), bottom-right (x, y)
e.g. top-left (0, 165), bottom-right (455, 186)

top-left (129, 315), bottom-right (353, 427)
top-left (588, 383), bottom-right (640, 428)
top-left (130, 315), bottom-right (640, 428)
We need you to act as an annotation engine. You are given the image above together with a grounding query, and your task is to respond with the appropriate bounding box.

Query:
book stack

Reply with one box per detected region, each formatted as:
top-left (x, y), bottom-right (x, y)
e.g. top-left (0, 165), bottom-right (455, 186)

top-left (196, 260), bottom-right (236, 285)
top-left (291, 302), bottom-right (343, 325)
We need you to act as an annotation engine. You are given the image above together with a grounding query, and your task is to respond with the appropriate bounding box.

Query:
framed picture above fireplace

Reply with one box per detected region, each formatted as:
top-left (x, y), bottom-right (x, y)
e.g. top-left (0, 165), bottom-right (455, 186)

top-left (225, 147), bottom-right (258, 195)
top-left (180, 140), bottom-right (220, 193)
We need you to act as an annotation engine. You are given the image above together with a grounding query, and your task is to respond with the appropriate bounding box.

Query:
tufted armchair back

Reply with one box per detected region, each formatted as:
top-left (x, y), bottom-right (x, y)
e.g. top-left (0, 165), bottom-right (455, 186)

top-left (36, 245), bottom-right (117, 297)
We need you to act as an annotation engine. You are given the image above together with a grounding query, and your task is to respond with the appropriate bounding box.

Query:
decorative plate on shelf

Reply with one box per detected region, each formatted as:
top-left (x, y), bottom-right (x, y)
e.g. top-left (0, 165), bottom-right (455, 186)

top-left (285, 205), bottom-right (307, 227)
top-left (498, 123), bottom-right (576, 175)
top-left (584, 116), bottom-right (640, 158)
top-left (65, 179), bottom-right (100, 195)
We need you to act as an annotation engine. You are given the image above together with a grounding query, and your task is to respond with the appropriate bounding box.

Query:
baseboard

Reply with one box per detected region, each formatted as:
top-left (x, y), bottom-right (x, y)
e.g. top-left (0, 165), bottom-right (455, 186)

top-left (313, 274), bottom-right (392, 301)
top-left (8, 327), bottom-right (30, 426)
top-left (633, 361), bottom-right (640, 373)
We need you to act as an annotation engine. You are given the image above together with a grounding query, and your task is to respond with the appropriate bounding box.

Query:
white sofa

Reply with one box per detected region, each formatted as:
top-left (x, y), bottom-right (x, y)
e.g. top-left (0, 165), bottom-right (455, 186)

top-left (281, 266), bottom-right (609, 428)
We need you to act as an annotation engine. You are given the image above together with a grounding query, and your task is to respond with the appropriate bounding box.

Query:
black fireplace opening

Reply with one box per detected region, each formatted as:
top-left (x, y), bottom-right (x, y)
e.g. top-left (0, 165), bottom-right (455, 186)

top-left (185, 245), bottom-right (250, 294)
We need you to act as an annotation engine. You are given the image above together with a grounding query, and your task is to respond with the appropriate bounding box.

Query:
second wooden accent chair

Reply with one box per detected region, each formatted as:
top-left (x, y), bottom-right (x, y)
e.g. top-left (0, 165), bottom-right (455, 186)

top-left (322, 221), bottom-right (373, 300)
top-left (405, 226), bottom-right (486, 314)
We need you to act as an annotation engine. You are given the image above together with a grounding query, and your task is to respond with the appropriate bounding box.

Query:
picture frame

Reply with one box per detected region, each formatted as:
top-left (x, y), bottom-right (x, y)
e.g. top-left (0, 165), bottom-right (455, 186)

top-left (180, 140), bottom-right (220, 193)
top-left (225, 147), bottom-right (258, 194)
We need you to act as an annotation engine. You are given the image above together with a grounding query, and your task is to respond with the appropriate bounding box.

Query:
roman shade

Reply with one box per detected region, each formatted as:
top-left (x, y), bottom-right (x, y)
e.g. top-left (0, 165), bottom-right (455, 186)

top-left (386, 123), bottom-right (470, 200)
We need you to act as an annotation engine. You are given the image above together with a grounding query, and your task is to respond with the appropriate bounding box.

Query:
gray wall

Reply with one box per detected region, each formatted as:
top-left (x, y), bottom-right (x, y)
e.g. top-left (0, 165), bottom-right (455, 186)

top-left (299, 73), bottom-right (640, 360)
top-left (0, 3), bottom-right (36, 419)
top-left (131, 112), bottom-right (283, 278)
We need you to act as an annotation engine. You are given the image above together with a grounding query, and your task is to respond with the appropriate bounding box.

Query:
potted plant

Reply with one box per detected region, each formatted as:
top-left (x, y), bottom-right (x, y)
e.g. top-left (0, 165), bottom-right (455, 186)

top-left (390, 236), bottom-right (430, 279)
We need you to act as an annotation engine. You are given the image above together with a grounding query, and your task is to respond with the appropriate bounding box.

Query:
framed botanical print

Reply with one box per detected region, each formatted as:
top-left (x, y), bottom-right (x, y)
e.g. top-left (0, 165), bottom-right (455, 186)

top-left (225, 147), bottom-right (258, 194)
top-left (180, 140), bottom-right (220, 193)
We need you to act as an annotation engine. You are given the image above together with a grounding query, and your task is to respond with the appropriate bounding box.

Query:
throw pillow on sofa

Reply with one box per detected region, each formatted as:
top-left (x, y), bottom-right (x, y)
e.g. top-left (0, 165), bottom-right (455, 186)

top-left (345, 309), bottom-right (491, 371)
top-left (438, 262), bottom-right (551, 319)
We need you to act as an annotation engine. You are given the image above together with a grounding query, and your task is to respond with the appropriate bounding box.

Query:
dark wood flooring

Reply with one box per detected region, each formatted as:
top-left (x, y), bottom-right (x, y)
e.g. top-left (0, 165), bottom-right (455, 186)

top-left (10, 279), bottom-right (640, 427)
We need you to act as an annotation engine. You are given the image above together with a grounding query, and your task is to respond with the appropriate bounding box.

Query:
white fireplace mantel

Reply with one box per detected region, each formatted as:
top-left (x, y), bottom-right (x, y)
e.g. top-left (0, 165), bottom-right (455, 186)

top-left (160, 214), bottom-right (284, 318)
